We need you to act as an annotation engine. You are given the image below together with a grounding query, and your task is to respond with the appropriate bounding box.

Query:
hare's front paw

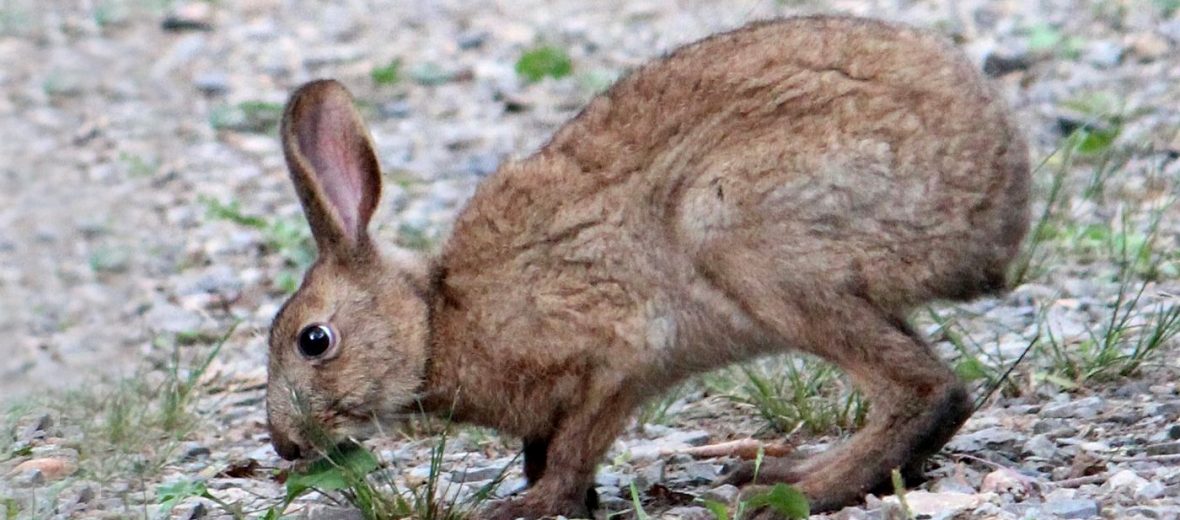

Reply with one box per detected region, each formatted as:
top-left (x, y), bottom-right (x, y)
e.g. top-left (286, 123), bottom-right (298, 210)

top-left (483, 495), bottom-right (590, 520)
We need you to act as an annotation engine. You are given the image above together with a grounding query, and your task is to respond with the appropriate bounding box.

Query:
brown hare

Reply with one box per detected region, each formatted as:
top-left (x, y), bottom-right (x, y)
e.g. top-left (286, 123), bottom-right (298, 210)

top-left (265, 15), bottom-right (1029, 519)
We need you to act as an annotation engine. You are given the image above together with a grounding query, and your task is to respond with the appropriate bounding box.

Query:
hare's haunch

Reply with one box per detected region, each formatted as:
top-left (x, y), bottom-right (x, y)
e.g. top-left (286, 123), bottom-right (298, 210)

top-left (265, 15), bottom-right (1029, 519)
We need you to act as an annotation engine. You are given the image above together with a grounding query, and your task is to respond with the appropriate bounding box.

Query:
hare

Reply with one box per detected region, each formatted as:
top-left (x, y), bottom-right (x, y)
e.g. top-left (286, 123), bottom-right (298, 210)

top-left (265, 15), bottom-right (1029, 519)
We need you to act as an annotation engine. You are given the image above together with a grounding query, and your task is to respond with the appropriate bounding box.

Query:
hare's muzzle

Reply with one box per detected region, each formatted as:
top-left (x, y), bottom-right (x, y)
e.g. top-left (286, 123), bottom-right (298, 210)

top-left (270, 429), bottom-right (303, 460)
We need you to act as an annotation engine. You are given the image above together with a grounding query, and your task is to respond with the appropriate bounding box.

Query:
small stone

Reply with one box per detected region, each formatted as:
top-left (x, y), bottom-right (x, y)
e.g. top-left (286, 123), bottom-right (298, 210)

top-left (946, 427), bottom-right (1023, 453)
top-left (701, 484), bottom-right (739, 504)
top-left (162, 2), bottom-right (213, 31)
top-left (176, 500), bottom-right (208, 519)
top-left (495, 477), bottom-right (527, 498)
top-left (635, 460), bottom-right (665, 488)
top-left (15, 413), bottom-right (52, 442)
top-left (883, 491), bottom-right (983, 520)
top-left (193, 72), bottom-right (229, 95)
top-left (450, 465), bottom-right (503, 483)
top-left (662, 506), bottom-right (712, 520)
top-left (980, 468), bottom-right (1034, 495)
top-left (1128, 32), bottom-right (1170, 61)
top-left (300, 505), bottom-right (365, 520)
top-left (1106, 469), bottom-right (1149, 495)
top-left (1043, 498), bottom-right (1100, 519)
top-left (681, 461), bottom-right (720, 484)
top-left (457, 31), bottom-right (488, 50)
top-left (13, 468), bottom-right (45, 487)
top-left (1023, 434), bottom-right (1059, 459)
top-left (1136, 481), bottom-right (1166, 501)
top-left (663, 430), bottom-right (710, 447)
top-left (1146, 441), bottom-right (1180, 455)
top-left (10, 457), bottom-right (77, 482)
top-left (1042, 397), bottom-right (1102, 419)
top-left (1083, 40), bottom-right (1123, 68)
top-left (181, 442), bottom-right (212, 461)
top-left (831, 506), bottom-right (870, 520)
top-left (982, 52), bottom-right (1032, 77)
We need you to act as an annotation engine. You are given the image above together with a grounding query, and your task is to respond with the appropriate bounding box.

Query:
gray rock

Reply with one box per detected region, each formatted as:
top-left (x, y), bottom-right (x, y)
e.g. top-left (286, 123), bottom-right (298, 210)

top-left (1042, 397), bottom-right (1103, 419)
top-left (15, 413), bottom-right (52, 442)
top-left (662, 430), bottom-right (711, 447)
top-left (1083, 40), bottom-right (1123, 68)
top-left (681, 462), bottom-right (720, 484)
top-left (297, 505), bottom-right (364, 520)
top-left (1136, 481), bottom-right (1166, 501)
top-left (635, 460), bottom-right (665, 488)
top-left (193, 72), bottom-right (229, 96)
top-left (662, 506), bottom-right (712, 520)
top-left (701, 484), bottom-right (739, 504)
top-left (176, 500), bottom-right (208, 519)
top-left (1023, 434), bottom-right (1060, 459)
top-left (1043, 498), bottom-right (1100, 519)
top-left (180, 442), bottom-right (212, 461)
top-left (450, 465), bottom-right (503, 483)
top-left (12, 468), bottom-right (45, 488)
top-left (494, 477), bottom-right (527, 498)
top-left (596, 485), bottom-right (620, 500)
top-left (946, 426), bottom-right (1024, 453)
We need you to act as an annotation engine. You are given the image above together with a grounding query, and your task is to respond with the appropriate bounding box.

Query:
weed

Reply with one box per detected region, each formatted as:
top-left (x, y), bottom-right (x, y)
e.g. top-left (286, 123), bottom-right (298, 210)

top-left (1024, 23), bottom-right (1083, 59)
top-left (712, 356), bottom-right (865, 436)
top-left (890, 468), bottom-right (914, 520)
top-left (209, 100), bottom-right (285, 133)
top-left (1039, 219), bottom-right (1179, 386)
top-left (88, 245), bottom-right (131, 274)
top-left (157, 478), bottom-right (245, 519)
top-left (259, 410), bottom-right (507, 520)
top-left (516, 45), bottom-right (573, 83)
top-left (372, 59), bottom-right (403, 86)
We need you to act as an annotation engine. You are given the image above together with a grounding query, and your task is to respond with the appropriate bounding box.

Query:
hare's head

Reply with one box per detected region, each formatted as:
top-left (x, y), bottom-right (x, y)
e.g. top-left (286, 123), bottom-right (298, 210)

top-left (266, 80), bottom-right (430, 460)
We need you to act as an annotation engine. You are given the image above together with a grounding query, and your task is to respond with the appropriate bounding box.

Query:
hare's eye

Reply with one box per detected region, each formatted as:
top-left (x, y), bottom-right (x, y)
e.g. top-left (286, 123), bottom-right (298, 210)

top-left (297, 324), bottom-right (336, 359)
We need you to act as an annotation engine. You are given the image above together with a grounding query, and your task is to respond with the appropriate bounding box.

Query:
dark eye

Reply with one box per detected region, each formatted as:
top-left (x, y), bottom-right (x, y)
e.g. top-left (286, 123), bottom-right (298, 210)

top-left (297, 324), bottom-right (336, 359)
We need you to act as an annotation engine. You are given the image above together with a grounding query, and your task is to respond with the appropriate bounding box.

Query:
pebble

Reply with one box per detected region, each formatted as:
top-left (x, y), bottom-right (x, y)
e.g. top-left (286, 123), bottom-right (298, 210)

top-left (883, 491), bottom-right (984, 520)
top-left (700, 484), bottom-right (739, 504)
top-left (947, 426), bottom-right (1024, 453)
top-left (10, 457), bottom-right (77, 482)
top-left (680, 461), bottom-right (720, 484)
top-left (1043, 498), bottom-right (1101, 519)
top-left (1128, 32), bottom-right (1171, 61)
top-left (450, 465), bottom-right (503, 483)
top-left (1023, 433), bottom-right (1060, 459)
top-left (181, 442), bottom-right (213, 461)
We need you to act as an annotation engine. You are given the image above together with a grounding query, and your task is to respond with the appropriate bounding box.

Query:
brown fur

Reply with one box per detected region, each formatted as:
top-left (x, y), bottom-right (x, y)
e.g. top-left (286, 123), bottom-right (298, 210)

top-left (266, 15), bottom-right (1030, 519)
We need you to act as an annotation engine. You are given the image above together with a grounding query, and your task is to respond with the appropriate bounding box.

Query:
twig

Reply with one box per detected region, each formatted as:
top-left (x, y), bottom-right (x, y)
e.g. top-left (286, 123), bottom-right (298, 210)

top-left (678, 439), bottom-right (794, 459)
top-left (1110, 454), bottom-right (1180, 463)
top-left (1052, 474), bottom-right (1108, 488)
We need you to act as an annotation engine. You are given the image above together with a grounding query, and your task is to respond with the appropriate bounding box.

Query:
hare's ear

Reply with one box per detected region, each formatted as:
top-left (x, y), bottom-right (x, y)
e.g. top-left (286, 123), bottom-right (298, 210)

top-left (281, 79), bottom-right (381, 257)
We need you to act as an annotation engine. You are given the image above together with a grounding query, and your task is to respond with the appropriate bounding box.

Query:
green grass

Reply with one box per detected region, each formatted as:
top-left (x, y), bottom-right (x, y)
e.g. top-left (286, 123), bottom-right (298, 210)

top-left (708, 356), bottom-right (866, 436)
top-left (371, 59), bottom-right (403, 86)
top-left (1, 324), bottom-right (235, 516)
top-left (209, 101), bottom-right (285, 133)
top-left (246, 423), bottom-right (508, 520)
top-left (515, 45), bottom-right (573, 83)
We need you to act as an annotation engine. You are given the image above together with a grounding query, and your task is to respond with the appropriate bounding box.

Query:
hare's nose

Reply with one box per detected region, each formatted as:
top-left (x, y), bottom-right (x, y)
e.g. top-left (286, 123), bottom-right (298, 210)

top-left (271, 431), bottom-right (302, 460)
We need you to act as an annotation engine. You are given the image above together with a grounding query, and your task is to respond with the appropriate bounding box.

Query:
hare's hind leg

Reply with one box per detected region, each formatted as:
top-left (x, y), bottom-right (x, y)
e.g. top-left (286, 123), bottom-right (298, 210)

top-left (704, 253), bottom-right (971, 512)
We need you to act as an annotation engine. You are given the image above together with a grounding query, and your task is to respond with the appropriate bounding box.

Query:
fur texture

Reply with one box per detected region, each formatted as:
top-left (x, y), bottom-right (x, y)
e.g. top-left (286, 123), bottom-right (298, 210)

top-left (266, 15), bottom-right (1030, 519)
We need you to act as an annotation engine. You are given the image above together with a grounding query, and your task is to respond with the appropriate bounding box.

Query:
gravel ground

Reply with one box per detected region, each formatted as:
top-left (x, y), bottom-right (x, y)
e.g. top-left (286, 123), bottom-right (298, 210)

top-left (1, 0), bottom-right (1179, 519)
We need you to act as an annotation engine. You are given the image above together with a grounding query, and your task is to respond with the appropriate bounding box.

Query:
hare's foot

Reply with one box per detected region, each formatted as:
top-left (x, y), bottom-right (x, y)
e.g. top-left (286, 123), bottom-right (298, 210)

top-left (719, 455), bottom-right (805, 487)
top-left (483, 494), bottom-right (591, 520)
